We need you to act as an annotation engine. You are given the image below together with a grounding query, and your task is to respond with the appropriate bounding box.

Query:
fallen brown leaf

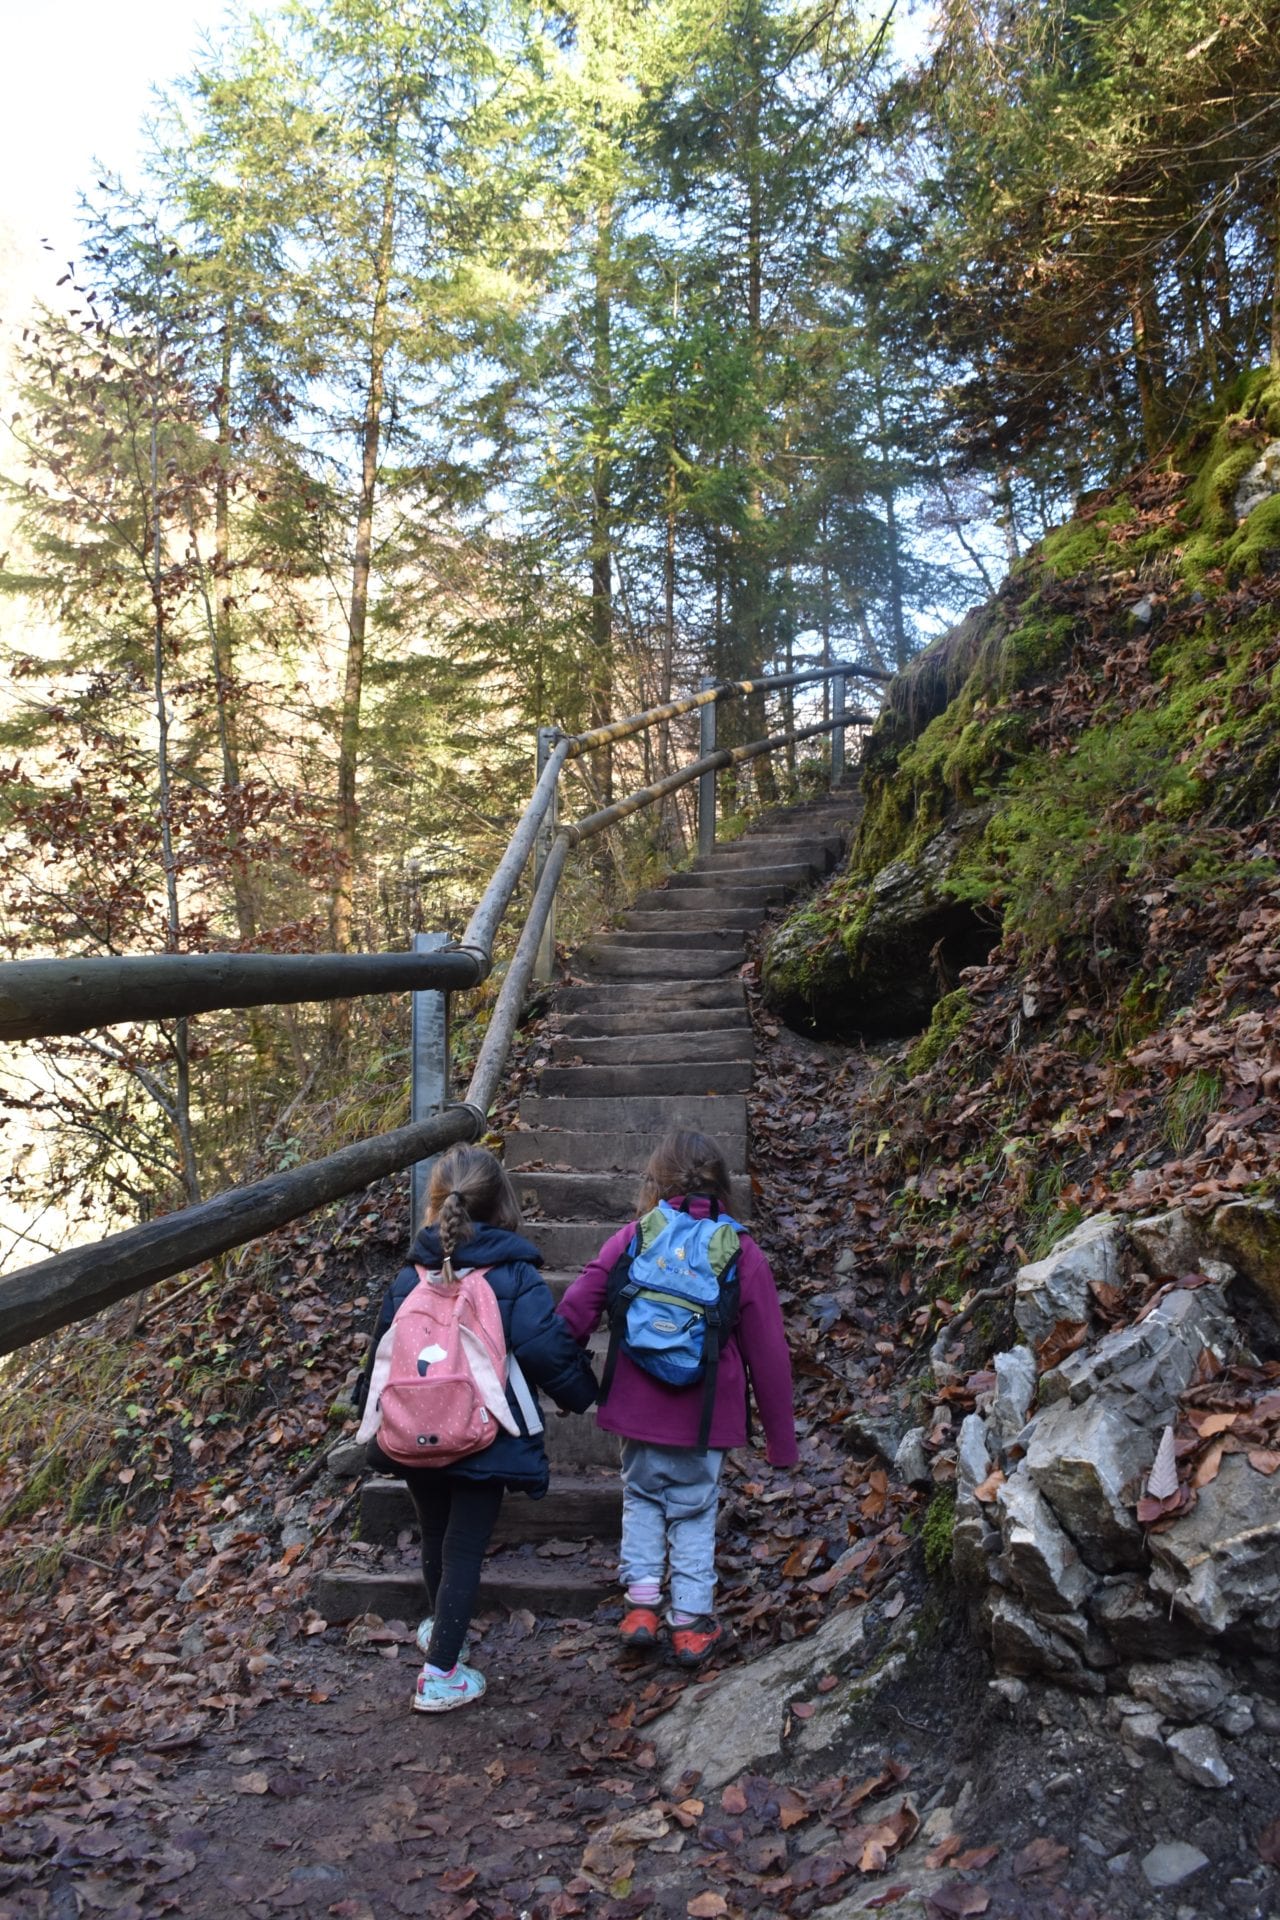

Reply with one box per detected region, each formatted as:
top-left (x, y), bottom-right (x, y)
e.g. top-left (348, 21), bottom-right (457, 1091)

top-left (1013, 1836), bottom-right (1070, 1879)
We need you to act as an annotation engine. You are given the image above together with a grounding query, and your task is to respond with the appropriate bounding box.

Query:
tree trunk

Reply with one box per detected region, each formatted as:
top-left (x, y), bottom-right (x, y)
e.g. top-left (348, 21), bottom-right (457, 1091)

top-left (741, 56), bottom-right (776, 804)
top-left (588, 205), bottom-right (614, 806)
top-left (1271, 179), bottom-right (1280, 375)
top-left (150, 405), bottom-right (201, 1209)
top-left (1131, 284), bottom-right (1163, 458)
top-left (875, 377), bottom-right (909, 670)
top-left (212, 309), bottom-right (258, 949)
top-left (331, 164), bottom-right (396, 971)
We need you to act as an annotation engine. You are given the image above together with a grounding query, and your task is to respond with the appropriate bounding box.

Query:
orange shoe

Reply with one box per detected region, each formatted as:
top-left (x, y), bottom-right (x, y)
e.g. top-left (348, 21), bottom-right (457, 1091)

top-left (670, 1615), bottom-right (724, 1668)
top-left (619, 1605), bottom-right (661, 1650)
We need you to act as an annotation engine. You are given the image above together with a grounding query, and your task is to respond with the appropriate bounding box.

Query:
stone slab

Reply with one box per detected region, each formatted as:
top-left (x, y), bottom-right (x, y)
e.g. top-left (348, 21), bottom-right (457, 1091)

top-left (647, 1603), bottom-right (869, 1792)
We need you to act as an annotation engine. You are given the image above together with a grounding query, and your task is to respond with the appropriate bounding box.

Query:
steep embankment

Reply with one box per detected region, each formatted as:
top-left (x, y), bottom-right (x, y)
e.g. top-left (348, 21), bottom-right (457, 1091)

top-left (749, 372), bottom-right (1280, 1900)
top-left (766, 369), bottom-right (1280, 1249)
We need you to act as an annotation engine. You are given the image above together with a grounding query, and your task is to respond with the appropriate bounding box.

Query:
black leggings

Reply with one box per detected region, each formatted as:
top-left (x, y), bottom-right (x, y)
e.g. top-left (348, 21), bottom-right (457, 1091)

top-left (401, 1472), bottom-right (505, 1670)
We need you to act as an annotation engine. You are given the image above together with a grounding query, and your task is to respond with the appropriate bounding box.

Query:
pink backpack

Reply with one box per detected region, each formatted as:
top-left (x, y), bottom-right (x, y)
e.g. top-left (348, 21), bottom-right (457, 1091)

top-left (362, 1265), bottom-right (539, 1468)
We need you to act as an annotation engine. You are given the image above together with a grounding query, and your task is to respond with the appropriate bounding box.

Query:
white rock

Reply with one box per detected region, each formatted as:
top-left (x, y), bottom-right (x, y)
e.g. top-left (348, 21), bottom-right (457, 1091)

top-left (1023, 1393), bottom-right (1152, 1571)
top-left (1128, 1208), bottom-right (1201, 1279)
top-left (956, 1411), bottom-right (992, 1491)
top-left (1128, 1658), bottom-right (1227, 1723)
top-left (1119, 1710), bottom-right (1167, 1760)
top-left (1149, 1452), bottom-right (1280, 1640)
top-left (1166, 1723), bottom-right (1233, 1789)
top-left (997, 1470), bottom-right (1095, 1612)
top-left (1141, 1842), bottom-right (1210, 1888)
top-left (1014, 1214), bottom-right (1124, 1348)
top-left (893, 1426), bottom-right (932, 1489)
top-left (1234, 439), bottom-right (1280, 521)
top-left (991, 1347), bottom-right (1037, 1447)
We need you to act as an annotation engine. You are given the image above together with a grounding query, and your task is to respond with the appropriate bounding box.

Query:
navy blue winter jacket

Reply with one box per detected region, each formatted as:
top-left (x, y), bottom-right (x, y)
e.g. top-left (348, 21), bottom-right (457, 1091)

top-left (360, 1222), bottom-right (598, 1496)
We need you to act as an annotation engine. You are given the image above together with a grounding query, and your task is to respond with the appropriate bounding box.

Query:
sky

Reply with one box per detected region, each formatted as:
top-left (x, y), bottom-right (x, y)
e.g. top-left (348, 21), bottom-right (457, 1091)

top-left (0, 0), bottom-right (240, 289)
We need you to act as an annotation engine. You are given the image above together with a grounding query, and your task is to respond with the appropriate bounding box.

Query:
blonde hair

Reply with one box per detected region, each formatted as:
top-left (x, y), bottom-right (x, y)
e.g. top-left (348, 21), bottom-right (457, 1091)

top-left (425, 1145), bottom-right (522, 1284)
top-left (636, 1130), bottom-right (731, 1213)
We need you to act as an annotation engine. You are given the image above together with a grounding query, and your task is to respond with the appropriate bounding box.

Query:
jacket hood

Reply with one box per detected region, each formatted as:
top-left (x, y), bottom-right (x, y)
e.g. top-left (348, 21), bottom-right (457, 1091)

top-left (410, 1221), bottom-right (544, 1271)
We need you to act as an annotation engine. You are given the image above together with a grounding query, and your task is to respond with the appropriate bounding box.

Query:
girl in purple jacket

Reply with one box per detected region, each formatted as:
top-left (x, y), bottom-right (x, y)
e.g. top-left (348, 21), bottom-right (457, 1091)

top-left (556, 1130), bottom-right (797, 1667)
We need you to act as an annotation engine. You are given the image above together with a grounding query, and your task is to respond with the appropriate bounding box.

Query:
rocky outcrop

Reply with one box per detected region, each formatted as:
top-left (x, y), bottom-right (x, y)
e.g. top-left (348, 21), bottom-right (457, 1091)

top-left (941, 1204), bottom-right (1280, 1770)
top-left (1234, 439), bottom-right (1280, 520)
top-left (762, 805), bottom-right (997, 1039)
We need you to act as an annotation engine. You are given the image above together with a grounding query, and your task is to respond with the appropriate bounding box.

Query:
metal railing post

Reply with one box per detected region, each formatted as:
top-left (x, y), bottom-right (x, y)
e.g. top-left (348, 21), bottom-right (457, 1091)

top-left (698, 676), bottom-right (717, 859)
top-left (832, 671), bottom-right (847, 786)
top-left (534, 726), bottom-right (559, 983)
top-left (410, 930), bottom-right (451, 1234)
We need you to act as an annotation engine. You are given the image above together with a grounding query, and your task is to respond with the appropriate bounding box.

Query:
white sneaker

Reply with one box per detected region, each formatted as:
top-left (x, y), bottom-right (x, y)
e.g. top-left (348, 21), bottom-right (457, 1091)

top-left (412, 1661), bottom-right (486, 1713)
top-left (415, 1617), bottom-right (471, 1661)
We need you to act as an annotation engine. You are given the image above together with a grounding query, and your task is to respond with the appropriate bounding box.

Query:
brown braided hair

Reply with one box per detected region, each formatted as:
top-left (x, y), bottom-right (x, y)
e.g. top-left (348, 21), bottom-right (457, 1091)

top-left (424, 1145), bottom-right (522, 1285)
top-left (636, 1130), bottom-right (731, 1213)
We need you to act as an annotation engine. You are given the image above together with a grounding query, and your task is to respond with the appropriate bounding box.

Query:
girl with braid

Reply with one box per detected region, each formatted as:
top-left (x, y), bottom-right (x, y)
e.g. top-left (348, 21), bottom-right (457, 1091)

top-left (358, 1145), bottom-right (597, 1712)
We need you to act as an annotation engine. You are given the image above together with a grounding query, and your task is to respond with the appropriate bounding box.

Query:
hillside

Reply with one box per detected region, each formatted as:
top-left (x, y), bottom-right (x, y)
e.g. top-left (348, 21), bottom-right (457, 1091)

top-left (766, 369), bottom-right (1280, 1249)
top-left (3, 378), bottom-right (1280, 1915)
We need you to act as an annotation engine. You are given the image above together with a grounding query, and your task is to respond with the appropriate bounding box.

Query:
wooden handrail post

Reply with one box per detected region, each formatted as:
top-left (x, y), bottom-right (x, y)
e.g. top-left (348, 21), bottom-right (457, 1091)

top-left (410, 931), bottom-right (451, 1235)
top-left (832, 672), bottom-right (847, 785)
top-left (698, 676), bottom-right (717, 859)
top-left (534, 726), bottom-right (559, 983)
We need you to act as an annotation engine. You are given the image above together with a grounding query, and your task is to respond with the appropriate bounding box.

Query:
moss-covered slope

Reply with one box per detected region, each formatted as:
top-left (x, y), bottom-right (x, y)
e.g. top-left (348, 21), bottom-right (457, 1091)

top-left (764, 370), bottom-right (1280, 1039)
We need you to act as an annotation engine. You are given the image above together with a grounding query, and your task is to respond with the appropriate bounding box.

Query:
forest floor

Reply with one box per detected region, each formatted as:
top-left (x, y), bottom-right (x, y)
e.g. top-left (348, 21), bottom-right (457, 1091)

top-left (3, 962), bottom-right (1277, 1920)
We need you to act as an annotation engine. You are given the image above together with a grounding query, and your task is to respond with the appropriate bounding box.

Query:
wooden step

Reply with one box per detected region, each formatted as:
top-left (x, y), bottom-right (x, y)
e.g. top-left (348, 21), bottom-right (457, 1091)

top-left (519, 1093), bottom-right (748, 1136)
top-left (528, 1219), bottom-right (617, 1269)
top-left (620, 908), bottom-right (766, 933)
top-left (504, 1126), bottom-right (749, 1174)
top-left (534, 1061), bottom-right (752, 1099)
top-left (512, 1167), bottom-right (753, 1221)
top-left (632, 883), bottom-right (792, 912)
top-left (554, 979), bottom-right (746, 1013)
top-left (554, 1006), bottom-right (750, 1039)
top-left (694, 835), bottom-right (840, 872)
top-left (361, 1470), bottom-right (620, 1546)
top-left (583, 925), bottom-right (745, 951)
top-left (310, 1555), bottom-right (615, 1626)
top-left (572, 944), bottom-right (743, 980)
top-left (548, 1029), bottom-right (752, 1067)
top-left (665, 862), bottom-right (816, 891)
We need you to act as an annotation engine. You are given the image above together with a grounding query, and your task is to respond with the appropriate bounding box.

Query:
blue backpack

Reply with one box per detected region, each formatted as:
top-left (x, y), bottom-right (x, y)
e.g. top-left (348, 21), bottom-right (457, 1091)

top-left (600, 1198), bottom-right (742, 1452)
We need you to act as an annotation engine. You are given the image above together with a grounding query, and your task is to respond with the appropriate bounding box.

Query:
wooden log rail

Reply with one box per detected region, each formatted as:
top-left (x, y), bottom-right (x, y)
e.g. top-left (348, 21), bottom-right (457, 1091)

top-left (0, 663), bottom-right (878, 1356)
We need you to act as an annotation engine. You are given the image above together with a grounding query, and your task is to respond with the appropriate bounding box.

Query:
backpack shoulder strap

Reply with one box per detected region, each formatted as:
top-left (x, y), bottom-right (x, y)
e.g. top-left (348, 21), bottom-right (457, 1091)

top-left (598, 1229), bottom-right (640, 1408)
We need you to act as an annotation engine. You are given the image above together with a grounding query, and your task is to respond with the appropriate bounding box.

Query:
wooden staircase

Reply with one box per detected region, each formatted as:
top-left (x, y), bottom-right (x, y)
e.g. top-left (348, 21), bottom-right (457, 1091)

top-left (312, 788), bottom-right (860, 1625)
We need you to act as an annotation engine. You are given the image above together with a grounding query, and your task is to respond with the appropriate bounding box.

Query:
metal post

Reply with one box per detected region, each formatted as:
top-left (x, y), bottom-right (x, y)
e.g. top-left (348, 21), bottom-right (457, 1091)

top-left (831, 672), bottom-right (847, 787)
top-left (410, 930), bottom-right (451, 1235)
top-left (698, 676), bottom-right (717, 859)
top-left (534, 726), bottom-right (559, 984)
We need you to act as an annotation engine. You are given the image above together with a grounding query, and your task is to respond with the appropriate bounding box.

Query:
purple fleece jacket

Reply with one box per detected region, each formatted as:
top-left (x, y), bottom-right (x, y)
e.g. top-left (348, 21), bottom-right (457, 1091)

top-left (555, 1197), bottom-right (798, 1464)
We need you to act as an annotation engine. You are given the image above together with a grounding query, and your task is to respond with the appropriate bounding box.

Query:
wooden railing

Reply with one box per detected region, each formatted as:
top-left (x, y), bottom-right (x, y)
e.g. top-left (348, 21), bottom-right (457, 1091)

top-left (0, 663), bottom-right (881, 1354)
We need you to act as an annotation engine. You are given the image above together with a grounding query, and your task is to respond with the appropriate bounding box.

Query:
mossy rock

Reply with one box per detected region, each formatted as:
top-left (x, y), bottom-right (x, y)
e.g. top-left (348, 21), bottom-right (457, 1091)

top-left (765, 369), bottom-right (1280, 1040)
top-left (763, 807), bottom-right (997, 1039)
